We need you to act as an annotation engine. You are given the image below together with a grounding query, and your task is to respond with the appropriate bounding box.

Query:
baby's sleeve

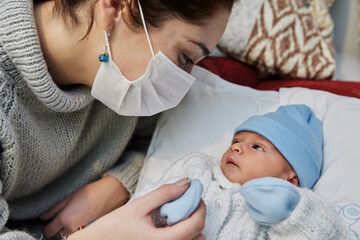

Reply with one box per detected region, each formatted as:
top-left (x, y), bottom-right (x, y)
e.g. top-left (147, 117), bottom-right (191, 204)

top-left (132, 152), bottom-right (213, 200)
top-left (268, 188), bottom-right (352, 240)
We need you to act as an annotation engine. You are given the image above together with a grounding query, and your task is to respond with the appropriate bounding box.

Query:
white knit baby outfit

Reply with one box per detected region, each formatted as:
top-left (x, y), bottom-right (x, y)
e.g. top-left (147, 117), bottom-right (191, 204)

top-left (134, 152), bottom-right (352, 240)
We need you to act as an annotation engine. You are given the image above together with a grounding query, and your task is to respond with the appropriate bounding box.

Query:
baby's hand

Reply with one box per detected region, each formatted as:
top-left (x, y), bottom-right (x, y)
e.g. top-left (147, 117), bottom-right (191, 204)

top-left (240, 177), bottom-right (300, 225)
top-left (152, 179), bottom-right (203, 227)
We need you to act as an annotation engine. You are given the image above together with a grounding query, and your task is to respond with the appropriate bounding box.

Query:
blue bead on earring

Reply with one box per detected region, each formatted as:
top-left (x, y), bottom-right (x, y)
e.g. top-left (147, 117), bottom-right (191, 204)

top-left (99, 27), bottom-right (111, 63)
top-left (98, 47), bottom-right (109, 62)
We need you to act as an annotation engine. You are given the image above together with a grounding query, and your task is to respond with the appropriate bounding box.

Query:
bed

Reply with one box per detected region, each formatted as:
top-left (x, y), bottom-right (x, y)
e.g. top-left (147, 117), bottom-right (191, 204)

top-left (134, 57), bottom-right (360, 239)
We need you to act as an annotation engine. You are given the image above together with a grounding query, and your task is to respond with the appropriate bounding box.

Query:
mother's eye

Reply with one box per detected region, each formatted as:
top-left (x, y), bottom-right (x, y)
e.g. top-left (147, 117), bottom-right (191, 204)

top-left (183, 54), bottom-right (194, 65)
top-left (177, 50), bottom-right (195, 71)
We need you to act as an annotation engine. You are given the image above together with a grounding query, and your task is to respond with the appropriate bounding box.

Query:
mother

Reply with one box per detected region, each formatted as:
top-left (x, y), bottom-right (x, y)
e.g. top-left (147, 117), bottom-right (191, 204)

top-left (0, 0), bottom-right (234, 239)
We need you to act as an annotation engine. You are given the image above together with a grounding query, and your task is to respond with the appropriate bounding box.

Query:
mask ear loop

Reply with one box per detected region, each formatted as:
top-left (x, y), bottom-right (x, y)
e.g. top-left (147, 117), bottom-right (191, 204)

top-left (137, 0), bottom-right (155, 58)
top-left (99, 26), bottom-right (112, 62)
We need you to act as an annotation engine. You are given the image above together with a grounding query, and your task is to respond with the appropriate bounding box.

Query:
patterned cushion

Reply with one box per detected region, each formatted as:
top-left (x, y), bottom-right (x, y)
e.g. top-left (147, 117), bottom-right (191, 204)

top-left (321, 0), bottom-right (336, 8)
top-left (219, 0), bottom-right (335, 79)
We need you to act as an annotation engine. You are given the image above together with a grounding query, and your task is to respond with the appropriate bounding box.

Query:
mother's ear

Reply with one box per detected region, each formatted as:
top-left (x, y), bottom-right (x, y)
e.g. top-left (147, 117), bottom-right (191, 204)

top-left (97, 0), bottom-right (127, 30)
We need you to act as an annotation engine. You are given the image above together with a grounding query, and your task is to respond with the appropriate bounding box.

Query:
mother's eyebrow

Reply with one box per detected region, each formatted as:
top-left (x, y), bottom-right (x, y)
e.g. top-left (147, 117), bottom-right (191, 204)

top-left (189, 40), bottom-right (210, 56)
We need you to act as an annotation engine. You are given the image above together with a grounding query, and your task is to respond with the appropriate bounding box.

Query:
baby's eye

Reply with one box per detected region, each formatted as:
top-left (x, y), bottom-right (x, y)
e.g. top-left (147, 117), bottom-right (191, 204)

top-left (252, 144), bottom-right (264, 152)
top-left (232, 140), bottom-right (239, 144)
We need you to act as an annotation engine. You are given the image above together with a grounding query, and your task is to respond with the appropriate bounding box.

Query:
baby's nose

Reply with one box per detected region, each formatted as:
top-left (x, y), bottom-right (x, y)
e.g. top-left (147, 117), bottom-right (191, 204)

top-left (231, 144), bottom-right (242, 153)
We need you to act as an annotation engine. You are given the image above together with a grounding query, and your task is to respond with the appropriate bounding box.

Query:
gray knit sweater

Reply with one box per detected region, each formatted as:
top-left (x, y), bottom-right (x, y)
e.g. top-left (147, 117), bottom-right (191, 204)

top-left (0, 0), bottom-right (147, 239)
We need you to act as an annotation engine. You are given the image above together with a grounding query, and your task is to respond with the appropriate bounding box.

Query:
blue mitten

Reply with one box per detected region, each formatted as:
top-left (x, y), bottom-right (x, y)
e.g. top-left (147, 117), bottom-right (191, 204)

top-left (239, 177), bottom-right (300, 225)
top-left (157, 179), bottom-right (203, 226)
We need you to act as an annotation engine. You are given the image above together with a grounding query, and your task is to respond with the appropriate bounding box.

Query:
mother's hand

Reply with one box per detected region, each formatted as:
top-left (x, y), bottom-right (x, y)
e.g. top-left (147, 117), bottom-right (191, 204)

top-left (41, 176), bottom-right (129, 238)
top-left (68, 178), bottom-right (206, 240)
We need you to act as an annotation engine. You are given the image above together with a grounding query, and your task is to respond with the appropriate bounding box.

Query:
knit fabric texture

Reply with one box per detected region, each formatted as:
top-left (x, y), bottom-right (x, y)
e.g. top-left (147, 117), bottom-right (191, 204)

top-left (0, 0), bottom-right (146, 238)
top-left (133, 153), bottom-right (352, 240)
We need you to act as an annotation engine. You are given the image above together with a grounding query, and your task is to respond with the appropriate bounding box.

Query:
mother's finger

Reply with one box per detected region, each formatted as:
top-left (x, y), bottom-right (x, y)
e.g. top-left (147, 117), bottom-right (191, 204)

top-left (43, 216), bottom-right (64, 238)
top-left (41, 197), bottom-right (70, 221)
top-left (132, 178), bottom-right (190, 213)
top-left (161, 200), bottom-right (206, 240)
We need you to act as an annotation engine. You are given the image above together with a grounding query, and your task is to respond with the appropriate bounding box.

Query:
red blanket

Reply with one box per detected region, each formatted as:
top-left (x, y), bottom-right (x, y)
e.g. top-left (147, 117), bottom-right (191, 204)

top-left (198, 58), bottom-right (360, 99)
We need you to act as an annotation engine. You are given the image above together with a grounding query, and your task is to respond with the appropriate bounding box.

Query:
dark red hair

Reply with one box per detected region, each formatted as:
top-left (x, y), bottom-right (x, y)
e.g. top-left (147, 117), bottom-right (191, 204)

top-left (42, 0), bottom-right (237, 39)
top-left (126, 0), bottom-right (236, 29)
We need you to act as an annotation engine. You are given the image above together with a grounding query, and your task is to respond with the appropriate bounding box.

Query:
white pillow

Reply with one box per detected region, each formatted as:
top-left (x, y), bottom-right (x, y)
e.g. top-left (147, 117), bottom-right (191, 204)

top-left (278, 88), bottom-right (360, 238)
top-left (137, 66), bottom-right (360, 237)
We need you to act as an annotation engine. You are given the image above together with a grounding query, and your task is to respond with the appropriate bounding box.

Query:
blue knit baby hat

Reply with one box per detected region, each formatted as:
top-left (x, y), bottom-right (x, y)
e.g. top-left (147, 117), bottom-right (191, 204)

top-left (233, 104), bottom-right (323, 189)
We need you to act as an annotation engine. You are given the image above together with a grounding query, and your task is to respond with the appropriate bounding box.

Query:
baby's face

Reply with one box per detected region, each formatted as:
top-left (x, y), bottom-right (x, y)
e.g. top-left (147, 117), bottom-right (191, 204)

top-left (221, 131), bottom-right (291, 185)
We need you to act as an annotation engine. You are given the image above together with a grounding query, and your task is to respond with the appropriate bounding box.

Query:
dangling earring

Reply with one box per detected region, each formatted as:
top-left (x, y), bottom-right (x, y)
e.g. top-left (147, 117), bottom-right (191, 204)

top-left (98, 26), bottom-right (111, 62)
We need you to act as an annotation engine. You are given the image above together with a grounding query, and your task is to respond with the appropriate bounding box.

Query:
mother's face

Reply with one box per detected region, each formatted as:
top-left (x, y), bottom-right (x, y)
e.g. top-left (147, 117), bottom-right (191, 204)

top-left (110, 8), bottom-right (230, 80)
top-left (150, 9), bottom-right (230, 73)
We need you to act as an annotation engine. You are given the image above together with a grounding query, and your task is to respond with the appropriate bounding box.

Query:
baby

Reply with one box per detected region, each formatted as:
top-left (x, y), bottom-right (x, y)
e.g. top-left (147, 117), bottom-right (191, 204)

top-left (133, 104), bottom-right (351, 239)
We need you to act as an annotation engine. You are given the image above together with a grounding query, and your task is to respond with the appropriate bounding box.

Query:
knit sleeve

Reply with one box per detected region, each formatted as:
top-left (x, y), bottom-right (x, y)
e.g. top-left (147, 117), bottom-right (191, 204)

top-left (0, 87), bottom-right (35, 239)
top-left (131, 152), bottom-right (214, 200)
top-left (0, 184), bottom-right (35, 240)
top-left (0, 231), bottom-right (36, 240)
top-left (104, 151), bottom-right (145, 197)
top-left (159, 152), bottom-right (214, 182)
top-left (268, 188), bottom-right (352, 239)
top-left (104, 115), bottom-right (160, 196)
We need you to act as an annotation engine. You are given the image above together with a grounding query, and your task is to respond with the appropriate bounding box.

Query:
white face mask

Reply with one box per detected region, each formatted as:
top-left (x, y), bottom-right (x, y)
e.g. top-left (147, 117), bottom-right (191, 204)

top-left (91, 0), bottom-right (196, 116)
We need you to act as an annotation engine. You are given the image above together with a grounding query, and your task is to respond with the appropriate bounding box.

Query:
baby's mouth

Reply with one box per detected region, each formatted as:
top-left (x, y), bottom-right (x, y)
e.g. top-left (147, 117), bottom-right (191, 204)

top-left (226, 157), bottom-right (239, 167)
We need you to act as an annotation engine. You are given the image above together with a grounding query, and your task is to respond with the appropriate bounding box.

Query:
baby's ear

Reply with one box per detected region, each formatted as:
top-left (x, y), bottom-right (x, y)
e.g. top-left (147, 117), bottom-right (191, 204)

top-left (287, 171), bottom-right (299, 186)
